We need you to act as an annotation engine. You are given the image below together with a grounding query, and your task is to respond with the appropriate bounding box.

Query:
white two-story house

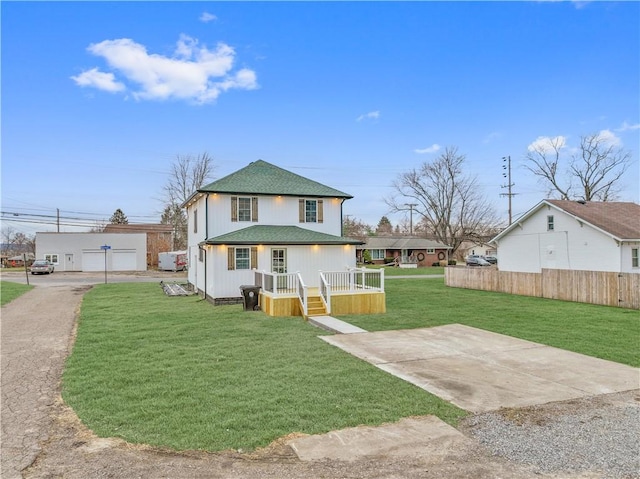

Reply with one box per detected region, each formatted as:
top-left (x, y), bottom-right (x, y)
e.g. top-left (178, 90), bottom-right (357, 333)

top-left (183, 160), bottom-right (385, 317)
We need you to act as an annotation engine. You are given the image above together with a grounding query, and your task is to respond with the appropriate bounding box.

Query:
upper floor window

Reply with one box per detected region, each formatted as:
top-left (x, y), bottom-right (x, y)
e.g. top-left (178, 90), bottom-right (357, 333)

top-left (299, 199), bottom-right (323, 223)
top-left (632, 248), bottom-right (639, 268)
top-left (231, 197), bottom-right (258, 222)
top-left (547, 215), bottom-right (554, 231)
top-left (426, 248), bottom-right (435, 254)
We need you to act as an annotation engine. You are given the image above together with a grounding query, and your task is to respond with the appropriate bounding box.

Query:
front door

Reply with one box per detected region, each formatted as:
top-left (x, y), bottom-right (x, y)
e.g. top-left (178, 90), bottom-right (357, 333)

top-left (65, 254), bottom-right (74, 271)
top-left (271, 249), bottom-right (288, 290)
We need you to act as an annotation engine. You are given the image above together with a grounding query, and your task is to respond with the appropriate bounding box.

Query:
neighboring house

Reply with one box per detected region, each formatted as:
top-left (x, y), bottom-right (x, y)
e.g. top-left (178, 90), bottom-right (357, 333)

top-left (183, 160), bottom-right (384, 317)
top-left (490, 200), bottom-right (640, 274)
top-left (456, 241), bottom-right (497, 262)
top-left (35, 232), bottom-right (147, 272)
top-left (357, 236), bottom-right (451, 266)
top-left (103, 224), bottom-right (174, 267)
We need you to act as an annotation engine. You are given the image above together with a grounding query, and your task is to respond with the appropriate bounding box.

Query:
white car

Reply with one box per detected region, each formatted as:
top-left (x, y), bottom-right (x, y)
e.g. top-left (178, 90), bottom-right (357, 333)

top-left (30, 260), bottom-right (55, 274)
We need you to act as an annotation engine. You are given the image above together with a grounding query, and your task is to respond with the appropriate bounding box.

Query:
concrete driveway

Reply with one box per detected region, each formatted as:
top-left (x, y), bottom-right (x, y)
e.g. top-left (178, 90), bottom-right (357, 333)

top-left (322, 324), bottom-right (639, 413)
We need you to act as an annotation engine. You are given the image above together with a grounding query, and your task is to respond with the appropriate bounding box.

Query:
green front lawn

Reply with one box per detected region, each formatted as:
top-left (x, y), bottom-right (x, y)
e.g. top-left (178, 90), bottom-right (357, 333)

top-left (0, 281), bottom-right (34, 306)
top-left (62, 279), bottom-right (638, 453)
top-left (62, 283), bottom-right (463, 452)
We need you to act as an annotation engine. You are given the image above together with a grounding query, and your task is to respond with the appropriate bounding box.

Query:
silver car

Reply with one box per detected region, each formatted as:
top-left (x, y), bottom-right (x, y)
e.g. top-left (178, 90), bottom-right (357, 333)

top-left (30, 260), bottom-right (55, 274)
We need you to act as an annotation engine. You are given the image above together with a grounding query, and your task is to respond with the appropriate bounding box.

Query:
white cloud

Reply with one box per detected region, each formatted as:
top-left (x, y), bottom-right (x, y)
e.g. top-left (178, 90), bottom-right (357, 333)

top-left (73, 35), bottom-right (258, 104)
top-left (594, 129), bottom-right (621, 146)
top-left (200, 12), bottom-right (217, 23)
top-left (70, 67), bottom-right (126, 92)
top-left (356, 111), bottom-right (380, 122)
top-left (617, 121), bottom-right (640, 132)
top-left (527, 135), bottom-right (567, 153)
top-left (414, 144), bottom-right (441, 154)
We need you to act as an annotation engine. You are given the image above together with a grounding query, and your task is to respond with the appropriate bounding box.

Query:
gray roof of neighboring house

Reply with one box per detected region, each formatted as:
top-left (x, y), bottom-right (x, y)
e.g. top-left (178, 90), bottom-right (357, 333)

top-left (357, 236), bottom-right (451, 250)
top-left (492, 200), bottom-right (640, 243)
top-left (196, 160), bottom-right (353, 199)
top-left (202, 225), bottom-right (364, 245)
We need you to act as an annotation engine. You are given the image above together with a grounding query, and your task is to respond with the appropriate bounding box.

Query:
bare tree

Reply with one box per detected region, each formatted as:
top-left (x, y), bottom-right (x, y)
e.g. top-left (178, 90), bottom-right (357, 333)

top-left (161, 203), bottom-right (188, 250)
top-left (524, 132), bottom-right (632, 201)
top-left (163, 152), bottom-right (216, 205)
top-left (161, 152), bottom-right (216, 249)
top-left (342, 216), bottom-right (372, 240)
top-left (386, 147), bottom-right (499, 255)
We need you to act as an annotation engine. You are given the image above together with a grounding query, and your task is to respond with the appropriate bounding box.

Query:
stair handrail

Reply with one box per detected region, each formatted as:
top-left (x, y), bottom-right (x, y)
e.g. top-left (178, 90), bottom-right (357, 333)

top-left (296, 272), bottom-right (308, 316)
top-left (319, 271), bottom-right (331, 315)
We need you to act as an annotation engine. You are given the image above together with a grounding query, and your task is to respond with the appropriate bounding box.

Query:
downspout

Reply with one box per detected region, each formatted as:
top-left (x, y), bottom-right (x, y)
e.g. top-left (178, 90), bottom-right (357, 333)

top-left (204, 193), bottom-right (209, 300)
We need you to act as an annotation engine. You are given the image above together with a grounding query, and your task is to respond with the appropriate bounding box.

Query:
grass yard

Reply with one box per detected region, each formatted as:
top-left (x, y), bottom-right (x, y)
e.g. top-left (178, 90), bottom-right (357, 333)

top-left (62, 283), bottom-right (464, 452)
top-left (341, 278), bottom-right (640, 367)
top-left (63, 278), bottom-right (638, 453)
top-left (367, 265), bottom-right (445, 276)
top-left (0, 281), bottom-right (34, 306)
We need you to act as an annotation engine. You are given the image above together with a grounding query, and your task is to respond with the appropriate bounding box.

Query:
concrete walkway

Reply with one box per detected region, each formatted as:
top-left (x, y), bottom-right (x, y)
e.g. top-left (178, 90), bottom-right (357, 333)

top-left (321, 323), bottom-right (640, 413)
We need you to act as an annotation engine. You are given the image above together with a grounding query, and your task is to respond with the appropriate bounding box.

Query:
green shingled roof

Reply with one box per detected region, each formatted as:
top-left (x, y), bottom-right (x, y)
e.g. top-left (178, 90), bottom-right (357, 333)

top-left (198, 160), bottom-right (353, 198)
top-left (203, 225), bottom-right (363, 245)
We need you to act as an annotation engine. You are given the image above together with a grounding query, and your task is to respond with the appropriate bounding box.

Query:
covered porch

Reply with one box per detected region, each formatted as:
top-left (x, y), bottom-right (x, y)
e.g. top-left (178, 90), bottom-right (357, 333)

top-left (255, 268), bottom-right (386, 318)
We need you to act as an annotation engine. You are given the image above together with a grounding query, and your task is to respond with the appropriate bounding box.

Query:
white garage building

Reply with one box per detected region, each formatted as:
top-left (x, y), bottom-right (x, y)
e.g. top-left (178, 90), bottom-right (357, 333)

top-left (35, 232), bottom-right (147, 272)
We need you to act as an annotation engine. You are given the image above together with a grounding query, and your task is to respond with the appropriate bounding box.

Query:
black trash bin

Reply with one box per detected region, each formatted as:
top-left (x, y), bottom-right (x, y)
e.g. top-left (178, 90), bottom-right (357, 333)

top-left (239, 285), bottom-right (261, 311)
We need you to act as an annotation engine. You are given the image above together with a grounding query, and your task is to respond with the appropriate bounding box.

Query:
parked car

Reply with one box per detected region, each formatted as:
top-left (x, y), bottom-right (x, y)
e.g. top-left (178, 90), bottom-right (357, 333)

top-left (483, 255), bottom-right (498, 264)
top-left (466, 256), bottom-right (491, 267)
top-left (30, 260), bottom-right (55, 274)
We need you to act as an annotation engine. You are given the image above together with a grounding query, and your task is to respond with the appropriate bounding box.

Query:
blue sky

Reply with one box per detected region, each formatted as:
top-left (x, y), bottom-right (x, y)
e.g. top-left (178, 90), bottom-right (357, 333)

top-left (2, 1), bottom-right (639, 235)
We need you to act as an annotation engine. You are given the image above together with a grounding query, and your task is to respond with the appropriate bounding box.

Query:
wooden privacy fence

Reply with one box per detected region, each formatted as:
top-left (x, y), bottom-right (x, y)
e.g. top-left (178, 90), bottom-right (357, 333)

top-left (445, 267), bottom-right (639, 310)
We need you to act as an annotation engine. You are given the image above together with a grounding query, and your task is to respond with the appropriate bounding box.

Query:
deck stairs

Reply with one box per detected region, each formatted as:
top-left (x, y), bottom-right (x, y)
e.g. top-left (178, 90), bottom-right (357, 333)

top-left (305, 294), bottom-right (328, 317)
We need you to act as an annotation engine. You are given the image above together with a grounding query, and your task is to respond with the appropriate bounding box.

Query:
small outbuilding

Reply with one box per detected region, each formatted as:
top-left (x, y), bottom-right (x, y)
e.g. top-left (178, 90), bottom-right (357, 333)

top-left (35, 232), bottom-right (147, 272)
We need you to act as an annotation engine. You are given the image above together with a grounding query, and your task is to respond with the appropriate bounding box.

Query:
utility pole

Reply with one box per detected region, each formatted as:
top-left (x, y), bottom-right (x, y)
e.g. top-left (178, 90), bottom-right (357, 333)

top-left (500, 156), bottom-right (517, 225)
top-left (405, 203), bottom-right (417, 235)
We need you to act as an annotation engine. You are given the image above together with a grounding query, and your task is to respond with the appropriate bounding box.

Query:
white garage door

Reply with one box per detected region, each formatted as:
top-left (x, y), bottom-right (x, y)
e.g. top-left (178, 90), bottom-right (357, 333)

top-left (82, 251), bottom-right (104, 272)
top-left (113, 249), bottom-right (136, 271)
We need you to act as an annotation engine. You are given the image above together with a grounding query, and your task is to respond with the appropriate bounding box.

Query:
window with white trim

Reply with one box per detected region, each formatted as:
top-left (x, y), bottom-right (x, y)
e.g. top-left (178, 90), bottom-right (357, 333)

top-left (235, 248), bottom-right (250, 270)
top-left (426, 248), bottom-right (435, 254)
top-left (199, 247), bottom-right (204, 262)
top-left (305, 200), bottom-right (317, 222)
top-left (44, 254), bottom-right (59, 265)
top-left (371, 249), bottom-right (385, 260)
top-left (632, 248), bottom-right (639, 268)
top-left (547, 215), bottom-right (554, 231)
top-left (238, 197), bottom-right (252, 222)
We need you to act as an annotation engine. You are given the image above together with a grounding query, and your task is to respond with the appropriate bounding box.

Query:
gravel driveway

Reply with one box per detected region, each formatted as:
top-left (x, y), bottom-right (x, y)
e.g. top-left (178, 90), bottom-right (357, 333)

top-left (2, 272), bottom-right (638, 478)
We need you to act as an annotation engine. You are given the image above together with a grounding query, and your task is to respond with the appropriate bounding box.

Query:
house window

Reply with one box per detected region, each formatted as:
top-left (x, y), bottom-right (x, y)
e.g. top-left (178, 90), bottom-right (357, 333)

top-left (235, 248), bottom-right (250, 270)
top-left (371, 249), bottom-right (385, 260)
top-left (193, 209), bottom-right (198, 234)
top-left (44, 254), bottom-right (59, 265)
top-left (199, 247), bottom-right (204, 262)
top-left (426, 248), bottom-right (435, 254)
top-left (227, 247), bottom-right (258, 270)
top-left (299, 199), bottom-right (323, 223)
top-left (632, 248), bottom-right (639, 268)
top-left (238, 197), bottom-right (252, 222)
top-left (231, 197), bottom-right (258, 222)
top-left (547, 215), bottom-right (554, 231)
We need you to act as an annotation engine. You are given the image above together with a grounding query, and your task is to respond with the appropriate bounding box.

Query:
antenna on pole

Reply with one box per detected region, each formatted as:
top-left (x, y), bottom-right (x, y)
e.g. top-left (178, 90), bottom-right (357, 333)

top-left (500, 156), bottom-right (517, 225)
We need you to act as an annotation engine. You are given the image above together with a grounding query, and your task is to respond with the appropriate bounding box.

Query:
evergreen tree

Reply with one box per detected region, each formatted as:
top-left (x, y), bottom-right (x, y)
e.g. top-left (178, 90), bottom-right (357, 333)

top-left (109, 208), bottom-right (129, 224)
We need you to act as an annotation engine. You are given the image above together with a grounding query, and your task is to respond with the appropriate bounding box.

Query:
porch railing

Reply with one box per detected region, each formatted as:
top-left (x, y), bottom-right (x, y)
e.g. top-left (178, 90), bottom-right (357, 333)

top-left (319, 272), bottom-right (331, 315)
top-left (255, 267), bottom-right (384, 315)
